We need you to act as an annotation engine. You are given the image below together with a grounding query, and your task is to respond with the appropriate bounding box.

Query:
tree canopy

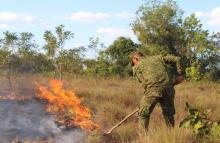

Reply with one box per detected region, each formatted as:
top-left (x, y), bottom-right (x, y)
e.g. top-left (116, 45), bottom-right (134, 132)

top-left (0, 0), bottom-right (219, 80)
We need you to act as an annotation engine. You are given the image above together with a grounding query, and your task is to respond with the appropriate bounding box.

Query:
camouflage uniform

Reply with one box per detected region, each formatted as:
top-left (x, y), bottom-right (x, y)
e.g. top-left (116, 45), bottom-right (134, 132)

top-left (133, 55), bottom-right (182, 131)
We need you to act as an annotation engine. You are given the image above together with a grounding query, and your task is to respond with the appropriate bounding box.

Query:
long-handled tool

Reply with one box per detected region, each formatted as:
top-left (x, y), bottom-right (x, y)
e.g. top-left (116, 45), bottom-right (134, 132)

top-left (104, 108), bottom-right (139, 135)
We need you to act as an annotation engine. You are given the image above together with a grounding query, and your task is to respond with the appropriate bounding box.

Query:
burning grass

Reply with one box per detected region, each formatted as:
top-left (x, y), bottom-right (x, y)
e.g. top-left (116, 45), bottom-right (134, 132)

top-left (1, 75), bottom-right (220, 143)
top-left (36, 79), bottom-right (100, 132)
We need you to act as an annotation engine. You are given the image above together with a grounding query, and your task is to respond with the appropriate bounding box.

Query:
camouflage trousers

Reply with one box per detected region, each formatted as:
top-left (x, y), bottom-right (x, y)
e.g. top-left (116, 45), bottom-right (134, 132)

top-left (138, 85), bottom-right (175, 132)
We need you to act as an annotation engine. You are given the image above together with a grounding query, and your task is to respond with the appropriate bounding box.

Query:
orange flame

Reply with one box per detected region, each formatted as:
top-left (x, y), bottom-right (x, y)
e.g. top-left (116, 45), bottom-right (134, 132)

top-left (36, 79), bottom-right (100, 131)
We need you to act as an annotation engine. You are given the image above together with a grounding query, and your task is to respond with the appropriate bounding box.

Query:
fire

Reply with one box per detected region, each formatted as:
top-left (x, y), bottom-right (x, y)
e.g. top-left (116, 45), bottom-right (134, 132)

top-left (36, 79), bottom-right (100, 131)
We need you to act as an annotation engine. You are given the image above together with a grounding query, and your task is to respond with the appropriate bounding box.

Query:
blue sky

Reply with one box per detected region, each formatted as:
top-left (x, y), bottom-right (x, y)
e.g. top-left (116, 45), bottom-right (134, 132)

top-left (0, 0), bottom-right (220, 55)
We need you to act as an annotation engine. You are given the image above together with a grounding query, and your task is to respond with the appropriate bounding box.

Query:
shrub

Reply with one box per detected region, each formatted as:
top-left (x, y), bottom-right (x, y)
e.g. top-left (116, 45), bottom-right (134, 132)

top-left (185, 66), bottom-right (202, 81)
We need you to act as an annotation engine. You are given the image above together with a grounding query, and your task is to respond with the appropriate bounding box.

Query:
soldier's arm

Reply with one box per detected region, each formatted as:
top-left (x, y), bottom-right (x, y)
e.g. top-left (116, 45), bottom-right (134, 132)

top-left (162, 55), bottom-right (183, 74)
top-left (133, 66), bottom-right (146, 88)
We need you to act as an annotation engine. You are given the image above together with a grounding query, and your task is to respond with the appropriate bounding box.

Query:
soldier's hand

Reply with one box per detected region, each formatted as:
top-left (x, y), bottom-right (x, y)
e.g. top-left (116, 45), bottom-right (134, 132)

top-left (173, 76), bottom-right (185, 85)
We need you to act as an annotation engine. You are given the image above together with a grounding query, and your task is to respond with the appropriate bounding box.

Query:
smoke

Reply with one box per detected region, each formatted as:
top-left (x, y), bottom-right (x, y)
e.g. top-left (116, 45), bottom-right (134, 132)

top-left (55, 129), bottom-right (85, 143)
top-left (0, 77), bottom-right (86, 143)
top-left (0, 100), bottom-right (85, 143)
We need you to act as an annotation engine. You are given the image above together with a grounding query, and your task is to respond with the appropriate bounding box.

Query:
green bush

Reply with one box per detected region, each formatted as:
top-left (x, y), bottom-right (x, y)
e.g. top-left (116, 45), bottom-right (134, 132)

top-left (185, 66), bottom-right (202, 81)
top-left (180, 102), bottom-right (220, 138)
top-left (204, 69), bottom-right (220, 81)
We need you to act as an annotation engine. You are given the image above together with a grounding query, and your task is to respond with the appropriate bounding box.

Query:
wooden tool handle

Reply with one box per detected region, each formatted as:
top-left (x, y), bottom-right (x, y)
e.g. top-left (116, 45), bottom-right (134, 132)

top-left (104, 108), bottom-right (139, 135)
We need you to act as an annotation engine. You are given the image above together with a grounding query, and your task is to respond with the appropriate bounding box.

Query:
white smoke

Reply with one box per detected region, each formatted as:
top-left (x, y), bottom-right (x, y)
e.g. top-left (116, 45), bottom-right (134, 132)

top-left (0, 100), bottom-right (86, 143)
top-left (55, 129), bottom-right (85, 143)
top-left (0, 77), bottom-right (86, 143)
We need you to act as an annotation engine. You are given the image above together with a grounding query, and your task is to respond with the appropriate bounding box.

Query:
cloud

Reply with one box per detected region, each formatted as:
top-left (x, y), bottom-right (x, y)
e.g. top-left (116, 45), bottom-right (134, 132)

top-left (97, 27), bottom-right (133, 39)
top-left (210, 6), bottom-right (220, 17)
top-left (0, 24), bottom-right (10, 29)
top-left (195, 11), bottom-right (209, 17)
top-left (0, 12), bottom-right (36, 23)
top-left (207, 17), bottom-right (220, 25)
top-left (115, 12), bottom-right (133, 19)
top-left (65, 11), bottom-right (111, 22)
top-left (195, 6), bottom-right (220, 26)
top-left (21, 15), bottom-right (36, 22)
top-left (96, 27), bottom-right (137, 46)
top-left (0, 24), bottom-right (15, 30)
top-left (97, 27), bottom-right (127, 36)
top-left (0, 12), bottom-right (18, 22)
top-left (62, 11), bottom-right (132, 22)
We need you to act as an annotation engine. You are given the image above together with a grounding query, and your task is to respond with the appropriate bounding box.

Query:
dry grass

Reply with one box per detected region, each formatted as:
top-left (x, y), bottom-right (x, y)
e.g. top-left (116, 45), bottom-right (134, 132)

top-left (62, 76), bottom-right (220, 143)
top-left (6, 74), bottom-right (220, 143)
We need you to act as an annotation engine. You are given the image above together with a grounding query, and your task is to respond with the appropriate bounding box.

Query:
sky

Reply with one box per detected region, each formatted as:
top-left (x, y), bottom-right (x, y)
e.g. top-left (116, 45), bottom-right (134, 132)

top-left (0, 0), bottom-right (220, 56)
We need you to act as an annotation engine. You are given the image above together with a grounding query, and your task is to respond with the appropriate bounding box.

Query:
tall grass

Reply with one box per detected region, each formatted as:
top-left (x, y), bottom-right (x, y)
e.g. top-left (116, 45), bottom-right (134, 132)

top-left (62, 76), bottom-right (219, 143)
top-left (30, 75), bottom-right (220, 142)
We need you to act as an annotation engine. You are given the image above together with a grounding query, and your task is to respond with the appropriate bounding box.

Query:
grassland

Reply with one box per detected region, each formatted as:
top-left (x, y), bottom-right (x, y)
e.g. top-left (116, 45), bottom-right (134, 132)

top-left (50, 75), bottom-right (220, 143)
top-left (5, 74), bottom-right (220, 143)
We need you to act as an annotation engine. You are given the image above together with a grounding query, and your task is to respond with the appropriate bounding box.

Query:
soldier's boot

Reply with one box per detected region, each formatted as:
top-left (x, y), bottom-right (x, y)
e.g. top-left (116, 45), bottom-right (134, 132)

top-left (164, 114), bottom-right (175, 127)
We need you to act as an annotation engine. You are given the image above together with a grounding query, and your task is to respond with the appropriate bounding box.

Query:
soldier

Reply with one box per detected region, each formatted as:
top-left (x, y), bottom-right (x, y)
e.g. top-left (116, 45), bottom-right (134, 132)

top-left (131, 51), bottom-right (185, 132)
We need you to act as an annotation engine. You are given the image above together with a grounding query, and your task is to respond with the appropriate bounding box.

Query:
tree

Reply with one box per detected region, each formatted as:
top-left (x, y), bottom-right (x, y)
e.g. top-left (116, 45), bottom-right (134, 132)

top-left (132, 0), bottom-right (220, 80)
top-left (0, 49), bottom-right (10, 68)
top-left (95, 51), bottom-right (113, 77)
top-left (17, 32), bottom-right (38, 57)
top-left (132, 0), bottom-right (183, 55)
top-left (16, 32), bottom-right (46, 73)
top-left (43, 25), bottom-right (74, 79)
top-left (106, 37), bottom-right (139, 76)
top-left (0, 31), bottom-right (20, 70)
top-left (182, 14), bottom-right (220, 79)
top-left (56, 25), bottom-right (74, 51)
top-left (0, 31), bottom-right (19, 90)
top-left (43, 31), bottom-right (57, 59)
top-left (56, 47), bottom-right (85, 74)
top-left (43, 25), bottom-right (74, 59)
top-left (83, 59), bottom-right (98, 76)
top-left (88, 37), bottom-right (100, 52)
top-left (1, 31), bottom-right (18, 53)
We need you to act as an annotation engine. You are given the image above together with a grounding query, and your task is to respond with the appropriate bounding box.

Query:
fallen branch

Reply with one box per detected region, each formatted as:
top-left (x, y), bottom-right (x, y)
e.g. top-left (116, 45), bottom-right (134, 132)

top-left (104, 108), bottom-right (139, 135)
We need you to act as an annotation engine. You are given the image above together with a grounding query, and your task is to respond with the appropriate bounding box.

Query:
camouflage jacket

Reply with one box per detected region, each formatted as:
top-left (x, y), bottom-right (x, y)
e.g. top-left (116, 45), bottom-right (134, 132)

top-left (133, 55), bottom-right (182, 90)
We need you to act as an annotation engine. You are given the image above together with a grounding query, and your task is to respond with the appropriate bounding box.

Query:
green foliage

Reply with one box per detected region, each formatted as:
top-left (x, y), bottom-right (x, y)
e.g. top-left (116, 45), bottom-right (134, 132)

top-left (56, 47), bottom-right (85, 74)
top-left (43, 30), bottom-right (57, 59)
top-left (95, 51), bottom-right (113, 77)
top-left (185, 66), bottom-right (202, 81)
top-left (43, 25), bottom-right (74, 78)
top-left (88, 37), bottom-right (100, 52)
top-left (204, 68), bottom-right (220, 81)
top-left (24, 53), bottom-right (55, 73)
top-left (85, 37), bottom-right (139, 77)
top-left (55, 25), bottom-right (74, 51)
top-left (132, 0), bottom-right (183, 55)
top-left (0, 10), bottom-right (219, 81)
top-left (0, 49), bottom-right (10, 66)
top-left (132, 0), bottom-right (220, 81)
top-left (1, 31), bottom-right (18, 52)
top-left (83, 59), bottom-right (97, 76)
top-left (0, 31), bottom-right (54, 74)
top-left (105, 37), bottom-right (138, 76)
top-left (17, 32), bottom-right (38, 57)
top-left (43, 25), bottom-right (74, 59)
top-left (0, 32), bottom-right (22, 74)
top-left (180, 102), bottom-right (220, 137)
